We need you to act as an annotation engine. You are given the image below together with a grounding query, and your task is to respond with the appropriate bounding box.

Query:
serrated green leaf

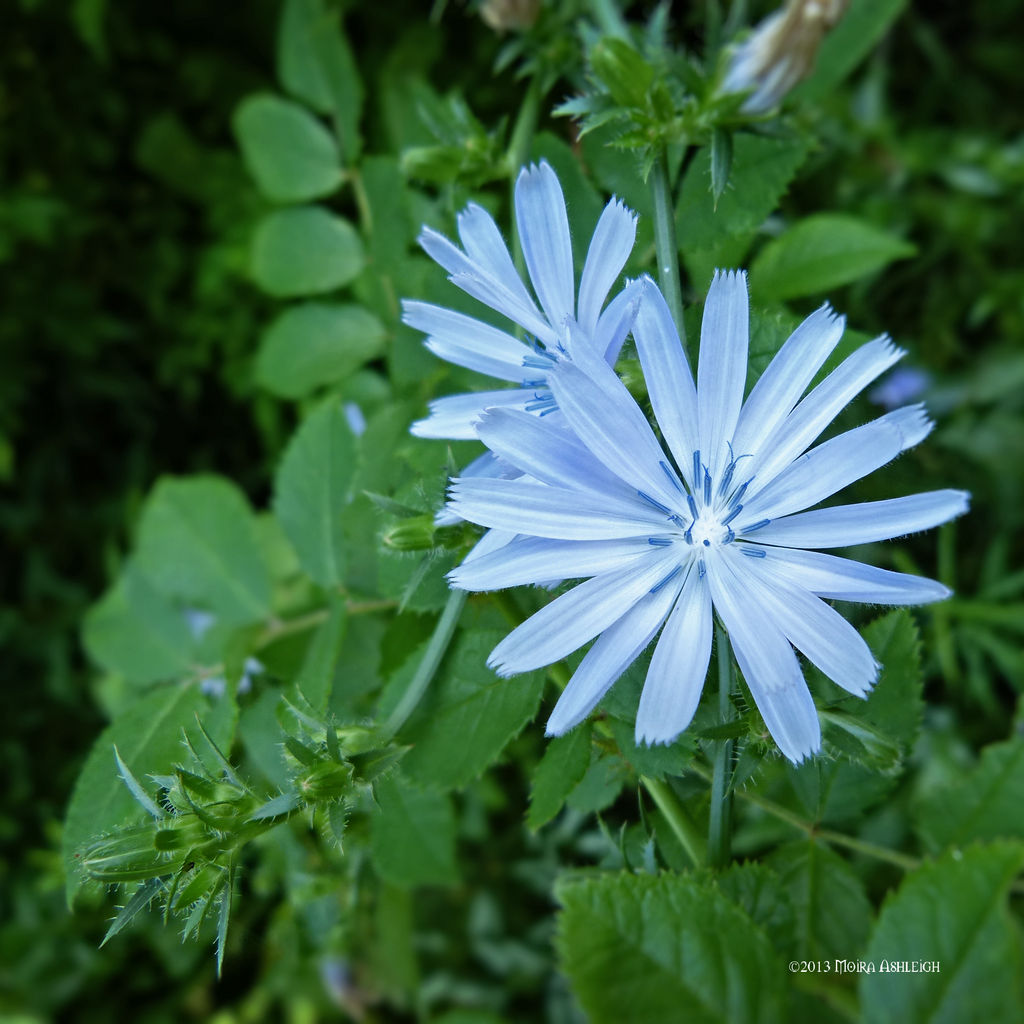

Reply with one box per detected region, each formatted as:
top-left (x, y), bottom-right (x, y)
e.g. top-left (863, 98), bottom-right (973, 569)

top-left (370, 773), bottom-right (458, 887)
top-left (82, 563), bottom-right (193, 684)
top-left (398, 630), bottom-right (544, 790)
top-left (63, 685), bottom-right (236, 904)
top-left (277, 0), bottom-right (363, 161)
top-left (556, 872), bottom-right (786, 1024)
top-left (609, 717), bottom-right (696, 780)
top-left (915, 737), bottom-right (1024, 852)
top-left (233, 93), bottom-right (342, 202)
top-left (860, 843), bottom-right (1024, 1024)
top-left (135, 476), bottom-right (271, 626)
top-left (677, 134), bottom-right (811, 254)
top-left (528, 726), bottom-right (593, 830)
top-left (100, 876), bottom-right (166, 947)
top-left (249, 791), bottom-right (301, 821)
top-left (769, 840), bottom-right (872, 959)
top-left (567, 754), bottom-right (626, 815)
top-left (256, 302), bottom-right (387, 399)
top-left (750, 213), bottom-right (916, 302)
top-left (250, 205), bottom-right (364, 297)
top-left (273, 401), bottom-right (356, 587)
top-left (113, 747), bottom-right (164, 819)
top-left (716, 863), bottom-right (796, 956)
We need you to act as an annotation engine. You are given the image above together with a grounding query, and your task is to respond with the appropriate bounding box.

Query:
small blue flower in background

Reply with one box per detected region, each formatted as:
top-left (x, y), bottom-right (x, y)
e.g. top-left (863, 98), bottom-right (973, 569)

top-left (870, 366), bottom-right (930, 410)
top-left (446, 271), bottom-right (968, 763)
top-left (405, 160), bottom-right (641, 443)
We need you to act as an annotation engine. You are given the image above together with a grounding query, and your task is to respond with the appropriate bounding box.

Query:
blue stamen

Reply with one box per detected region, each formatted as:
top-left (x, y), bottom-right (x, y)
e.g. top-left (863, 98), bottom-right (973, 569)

top-left (651, 565), bottom-right (682, 594)
top-left (718, 461), bottom-right (736, 497)
top-left (669, 514), bottom-right (687, 528)
top-left (521, 378), bottom-right (546, 388)
top-left (741, 546), bottom-right (766, 558)
top-left (692, 450), bottom-right (701, 483)
top-left (648, 537), bottom-right (672, 547)
top-left (525, 397), bottom-right (556, 413)
top-left (660, 460), bottom-right (685, 494)
top-left (684, 529), bottom-right (693, 545)
top-left (722, 504), bottom-right (743, 526)
top-left (744, 519), bottom-right (771, 533)
top-left (698, 559), bottom-right (707, 579)
top-left (724, 528), bottom-right (735, 544)
top-left (686, 494), bottom-right (699, 521)
top-left (539, 406), bottom-right (558, 416)
top-left (637, 490), bottom-right (672, 515)
top-left (729, 481), bottom-right (749, 508)
top-left (703, 468), bottom-right (712, 504)
top-left (522, 354), bottom-right (556, 370)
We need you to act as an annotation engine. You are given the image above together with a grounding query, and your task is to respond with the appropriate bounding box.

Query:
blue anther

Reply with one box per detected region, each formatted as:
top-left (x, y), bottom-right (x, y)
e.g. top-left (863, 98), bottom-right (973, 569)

top-left (723, 528), bottom-right (735, 544)
top-left (651, 565), bottom-right (682, 594)
top-left (741, 546), bottom-right (766, 558)
top-left (744, 519), bottom-right (771, 533)
top-left (669, 514), bottom-right (687, 528)
top-left (686, 494), bottom-right (699, 521)
top-left (718, 461), bottom-right (736, 496)
top-left (703, 468), bottom-right (712, 504)
top-left (648, 537), bottom-right (673, 547)
top-left (660, 460), bottom-right (685, 494)
top-left (525, 396), bottom-right (556, 413)
top-left (684, 529), bottom-right (693, 545)
top-left (521, 378), bottom-right (546, 388)
top-left (722, 504), bottom-right (743, 527)
top-left (637, 490), bottom-right (672, 515)
top-left (522, 354), bottom-right (556, 370)
top-left (539, 406), bottom-right (558, 416)
top-left (692, 450), bottom-right (702, 483)
top-left (729, 481), bottom-right (749, 508)
top-left (698, 559), bottom-right (707, 579)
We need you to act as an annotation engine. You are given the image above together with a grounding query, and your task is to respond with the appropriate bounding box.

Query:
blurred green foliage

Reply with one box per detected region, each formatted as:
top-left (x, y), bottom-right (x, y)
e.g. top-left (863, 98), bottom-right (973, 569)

top-left (2, 0), bottom-right (1023, 1021)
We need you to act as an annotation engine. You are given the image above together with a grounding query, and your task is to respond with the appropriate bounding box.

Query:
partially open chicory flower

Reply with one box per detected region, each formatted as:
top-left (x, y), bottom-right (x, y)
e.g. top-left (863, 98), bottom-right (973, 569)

top-left (446, 272), bottom-right (967, 762)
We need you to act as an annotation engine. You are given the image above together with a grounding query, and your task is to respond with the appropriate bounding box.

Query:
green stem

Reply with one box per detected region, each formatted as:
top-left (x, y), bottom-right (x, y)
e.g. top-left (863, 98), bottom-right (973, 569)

top-left (708, 623), bottom-right (734, 868)
top-left (641, 776), bottom-right (707, 868)
top-left (381, 588), bottom-right (468, 740)
top-left (649, 150), bottom-right (688, 356)
top-left (506, 76), bottom-right (542, 325)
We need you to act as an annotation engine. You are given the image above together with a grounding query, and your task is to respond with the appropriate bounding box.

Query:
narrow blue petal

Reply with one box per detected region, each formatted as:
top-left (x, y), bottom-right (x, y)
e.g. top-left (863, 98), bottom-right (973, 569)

top-left (635, 566), bottom-right (712, 744)
top-left (597, 277), bottom-right (645, 366)
top-left (545, 581), bottom-right (682, 736)
top-left (742, 556), bottom-right (879, 697)
top-left (515, 162), bottom-right (575, 332)
top-left (698, 270), bottom-right (749, 480)
top-left (750, 490), bottom-right (969, 548)
top-left (732, 304), bottom-right (845, 458)
top-left (739, 415), bottom-right (906, 524)
top-left (749, 334), bottom-right (903, 489)
top-left (488, 552), bottom-right (679, 675)
top-left (403, 301), bottom-right (534, 382)
top-left (706, 554), bottom-right (820, 763)
top-left (448, 270), bottom-right (556, 346)
top-left (757, 548), bottom-right (953, 605)
top-left (547, 360), bottom-right (685, 510)
top-left (456, 202), bottom-right (538, 314)
top-left (448, 477), bottom-right (665, 540)
top-left (411, 389), bottom-right (533, 440)
top-left (632, 277), bottom-right (700, 489)
top-left (450, 536), bottom-right (653, 591)
top-left (475, 408), bottom-right (638, 499)
top-left (576, 198), bottom-right (638, 336)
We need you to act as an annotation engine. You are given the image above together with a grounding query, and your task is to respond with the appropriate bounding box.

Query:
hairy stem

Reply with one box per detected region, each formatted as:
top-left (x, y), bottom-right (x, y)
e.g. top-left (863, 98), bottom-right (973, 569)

top-left (649, 149), bottom-right (689, 356)
top-left (708, 622), bottom-right (735, 868)
top-left (642, 775), bottom-right (707, 868)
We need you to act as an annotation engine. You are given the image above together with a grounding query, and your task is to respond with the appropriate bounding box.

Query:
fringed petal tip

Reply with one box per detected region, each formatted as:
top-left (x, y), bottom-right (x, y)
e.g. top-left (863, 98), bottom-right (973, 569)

top-left (711, 267), bottom-right (749, 289)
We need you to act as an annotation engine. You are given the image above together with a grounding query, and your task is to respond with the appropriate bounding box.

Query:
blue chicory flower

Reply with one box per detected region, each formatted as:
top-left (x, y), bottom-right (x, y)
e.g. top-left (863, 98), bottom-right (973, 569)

top-left (446, 272), bottom-right (968, 762)
top-left (404, 159), bottom-right (640, 442)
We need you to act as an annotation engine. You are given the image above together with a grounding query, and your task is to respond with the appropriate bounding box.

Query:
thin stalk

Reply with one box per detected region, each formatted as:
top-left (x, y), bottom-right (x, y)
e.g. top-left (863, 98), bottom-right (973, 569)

top-left (507, 75), bottom-right (542, 291)
top-left (642, 776), bottom-right (707, 868)
top-left (708, 623), bottom-right (734, 868)
top-left (649, 150), bottom-right (688, 356)
top-left (381, 588), bottom-right (467, 739)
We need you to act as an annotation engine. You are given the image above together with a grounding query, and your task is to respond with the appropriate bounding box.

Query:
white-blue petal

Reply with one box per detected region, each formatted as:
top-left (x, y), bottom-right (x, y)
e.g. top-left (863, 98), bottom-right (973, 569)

top-left (635, 566), bottom-right (713, 744)
top-left (546, 580), bottom-right (683, 736)
top-left (456, 202), bottom-right (538, 314)
top-left (475, 408), bottom-right (638, 500)
top-left (748, 334), bottom-right (903, 488)
top-left (450, 536), bottom-right (653, 591)
top-left (756, 547), bottom-right (952, 605)
top-left (751, 490), bottom-right (970, 548)
top-left (706, 554), bottom-right (820, 762)
top-left (632, 277), bottom-right (700, 489)
top-left (448, 477), bottom-right (665, 540)
top-left (448, 271), bottom-right (556, 345)
top-left (547, 360), bottom-right (685, 510)
top-left (576, 198), bottom-right (637, 336)
top-left (403, 301), bottom-right (534, 382)
top-left (515, 162), bottom-right (575, 332)
top-left (739, 415), bottom-right (906, 524)
top-left (732, 304), bottom-right (845, 458)
top-left (743, 556), bottom-right (878, 696)
top-left (411, 389), bottom-right (533, 440)
top-left (596, 276), bottom-right (645, 365)
top-left (698, 270), bottom-right (749, 480)
top-left (488, 551), bottom-right (679, 675)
